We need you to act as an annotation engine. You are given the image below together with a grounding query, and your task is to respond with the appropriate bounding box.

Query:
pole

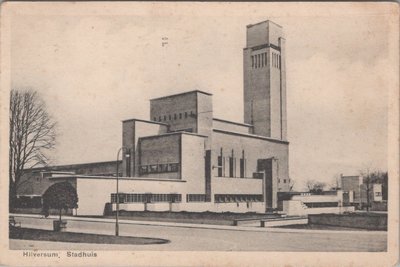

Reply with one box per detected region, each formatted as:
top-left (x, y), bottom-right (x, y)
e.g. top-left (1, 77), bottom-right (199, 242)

top-left (115, 147), bottom-right (122, 236)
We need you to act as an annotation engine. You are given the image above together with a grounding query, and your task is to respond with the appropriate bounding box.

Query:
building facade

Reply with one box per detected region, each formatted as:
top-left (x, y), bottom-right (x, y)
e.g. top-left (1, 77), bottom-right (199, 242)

top-left (16, 20), bottom-right (291, 215)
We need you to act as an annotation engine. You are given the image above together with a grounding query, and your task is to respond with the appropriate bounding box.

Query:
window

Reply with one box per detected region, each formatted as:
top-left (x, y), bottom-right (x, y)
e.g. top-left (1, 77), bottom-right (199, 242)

top-left (179, 113), bottom-right (182, 119)
top-left (261, 53), bottom-right (264, 67)
top-left (251, 56), bottom-right (254, 68)
top-left (164, 115), bottom-right (167, 121)
top-left (278, 55), bottom-right (280, 69)
top-left (169, 115), bottom-right (171, 120)
top-left (185, 112), bottom-right (188, 118)
top-left (159, 116), bottom-right (161, 121)
top-left (258, 54), bottom-right (261, 68)
top-left (187, 194), bottom-right (206, 202)
top-left (283, 179), bottom-right (286, 183)
top-left (229, 157), bottom-right (234, 178)
top-left (217, 156), bottom-right (223, 177)
top-left (240, 158), bottom-right (245, 178)
top-left (153, 117), bottom-right (156, 121)
top-left (240, 150), bottom-right (245, 178)
top-left (174, 114), bottom-right (177, 120)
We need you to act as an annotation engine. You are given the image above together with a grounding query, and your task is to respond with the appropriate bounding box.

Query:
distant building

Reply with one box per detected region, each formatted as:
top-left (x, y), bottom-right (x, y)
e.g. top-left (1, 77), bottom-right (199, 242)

top-left (16, 20), bottom-right (292, 215)
top-left (340, 175), bottom-right (384, 209)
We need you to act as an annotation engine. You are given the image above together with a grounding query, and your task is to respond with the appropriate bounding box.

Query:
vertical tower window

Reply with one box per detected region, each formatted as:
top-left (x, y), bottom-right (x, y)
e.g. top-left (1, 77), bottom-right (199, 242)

top-left (258, 54), bottom-right (261, 68)
top-left (272, 53), bottom-right (274, 67)
top-left (163, 115), bottom-right (166, 121)
top-left (159, 116), bottom-right (162, 121)
top-left (278, 55), bottom-right (281, 69)
top-left (179, 113), bottom-right (182, 119)
top-left (169, 115), bottom-right (171, 120)
top-left (185, 112), bottom-right (188, 118)
top-left (261, 53), bottom-right (264, 67)
top-left (264, 53), bottom-right (267, 67)
top-left (251, 56), bottom-right (254, 68)
top-left (174, 114), bottom-right (177, 120)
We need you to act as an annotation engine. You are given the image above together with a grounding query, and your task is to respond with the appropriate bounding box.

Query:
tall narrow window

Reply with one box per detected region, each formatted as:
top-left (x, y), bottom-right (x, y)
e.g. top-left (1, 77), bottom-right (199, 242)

top-left (217, 155), bottom-right (222, 177)
top-left (251, 56), bottom-right (254, 68)
top-left (169, 115), bottom-right (171, 120)
top-left (261, 53), bottom-right (264, 67)
top-left (174, 114), bottom-right (177, 120)
top-left (179, 113), bottom-right (182, 119)
top-left (272, 53), bottom-right (274, 67)
top-left (185, 112), bottom-right (188, 118)
top-left (264, 53), bottom-right (267, 67)
top-left (229, 149), bottom-right (234, 178)
top-left (218, 148), bottom-right (223, 177)
top-left (278, 55), bottom-right (281, 69)
top-left (258, 54), bottom-right (261, 68)
top-left (240, 150), bottom-right (245, 178)
top-left (159, 116), bottom-right (162, 121)
top-left (229, 157), bottom-right (234, 178)
top-left (164, 115), bottom-right (166, 121)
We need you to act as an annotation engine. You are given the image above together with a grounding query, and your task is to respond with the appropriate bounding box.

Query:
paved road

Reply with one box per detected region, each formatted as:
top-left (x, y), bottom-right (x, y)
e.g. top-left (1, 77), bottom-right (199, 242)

top-left (10, 216), bottom-right (387, 252)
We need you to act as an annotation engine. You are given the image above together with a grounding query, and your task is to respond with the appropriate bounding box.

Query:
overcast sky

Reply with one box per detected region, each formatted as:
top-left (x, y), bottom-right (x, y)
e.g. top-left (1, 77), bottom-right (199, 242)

top-left (9, 3), bottom-right (396, 190)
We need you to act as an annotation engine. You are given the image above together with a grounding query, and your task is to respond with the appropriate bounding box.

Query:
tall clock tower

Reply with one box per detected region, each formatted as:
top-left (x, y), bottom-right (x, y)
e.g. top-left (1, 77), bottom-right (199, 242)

top-left (243, 20), bottom-right (287, 141)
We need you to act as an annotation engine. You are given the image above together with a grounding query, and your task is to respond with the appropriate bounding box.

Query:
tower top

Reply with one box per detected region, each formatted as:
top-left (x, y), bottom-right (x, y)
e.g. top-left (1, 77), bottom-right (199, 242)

top-left (246, 20), bottom-right (284, 48)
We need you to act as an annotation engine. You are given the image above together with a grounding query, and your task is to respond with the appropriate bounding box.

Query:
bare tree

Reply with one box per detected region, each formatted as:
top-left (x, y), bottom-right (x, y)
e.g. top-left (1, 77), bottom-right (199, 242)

top-left (9, 89), bottom-right (56, 208)
top-left (360, 169), bottom-right (388, 212)
top-left (305, 179), bottom-right (326, 194)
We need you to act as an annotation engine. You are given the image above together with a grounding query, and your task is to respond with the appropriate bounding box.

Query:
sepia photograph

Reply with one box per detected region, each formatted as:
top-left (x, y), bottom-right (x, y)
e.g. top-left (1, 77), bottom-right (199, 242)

top-left (0, 2), bottom-right (398, 266)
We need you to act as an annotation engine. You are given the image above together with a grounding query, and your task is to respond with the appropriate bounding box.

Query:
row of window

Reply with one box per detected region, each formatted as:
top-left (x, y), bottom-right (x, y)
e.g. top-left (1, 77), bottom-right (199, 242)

top-left (111, 193), bottom-right (182, 203)
top-left (250, 52), bottom-right (281, 69)
top-left (139, 163), bottom-right (179, 175)
top-left (111, 193), bottom-right (263, 204)
top-left (303, 202), bottom-right (339, 208)
top-left (272, 52), bottom-right (281, 69)
top-left (217, 149), bottom-right (247, 178)
top-left (251, 53), bottom-right (267, 69)
top-left (214, 194), bottom-right (263, 203)
top-left (153, 111), bottom-right (196, 122)
top-left (186, 194), bottom-right (207, 202)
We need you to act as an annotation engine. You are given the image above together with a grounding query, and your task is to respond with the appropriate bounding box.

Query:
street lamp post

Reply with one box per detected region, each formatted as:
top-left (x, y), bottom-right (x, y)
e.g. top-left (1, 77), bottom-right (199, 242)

top-left (115, 147), bottom-right (130, 236)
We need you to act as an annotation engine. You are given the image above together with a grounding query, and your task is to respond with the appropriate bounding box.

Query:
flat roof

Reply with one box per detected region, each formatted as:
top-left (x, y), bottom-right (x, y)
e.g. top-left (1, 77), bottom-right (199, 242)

top-left (122, 118), bottom-right (169, 126)
top-left (213, 118), bottom-right (253, 127)
top-left (139, 131), bottom-right (208, 141)
top-left (247, 20), bottom-right (282, 29)
top-left (213, 129), bottom-right (289, 145)
top-left (26, 160), bottom-right (121, 172)
top-left (49, 175), bottom-right (187, 183)
top-left (150, 90), bottom-right (212, 101)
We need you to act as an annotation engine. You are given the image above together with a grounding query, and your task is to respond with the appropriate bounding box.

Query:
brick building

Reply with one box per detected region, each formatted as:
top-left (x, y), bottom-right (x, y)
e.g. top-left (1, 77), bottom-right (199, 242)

top-left (17, 20), bottom-right (291, 215)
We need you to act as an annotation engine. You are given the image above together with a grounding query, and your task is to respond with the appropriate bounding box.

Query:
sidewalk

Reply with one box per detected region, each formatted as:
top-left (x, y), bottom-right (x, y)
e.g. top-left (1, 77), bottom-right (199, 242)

top-left (11, 213), bottom-right (386, 235)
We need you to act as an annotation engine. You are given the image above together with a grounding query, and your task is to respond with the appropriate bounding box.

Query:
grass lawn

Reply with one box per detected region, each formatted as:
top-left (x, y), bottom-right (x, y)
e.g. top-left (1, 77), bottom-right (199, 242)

top-left (100, 211), bottom-right (280, 225)
top-left (9, 227), bottom-right (169, 245)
